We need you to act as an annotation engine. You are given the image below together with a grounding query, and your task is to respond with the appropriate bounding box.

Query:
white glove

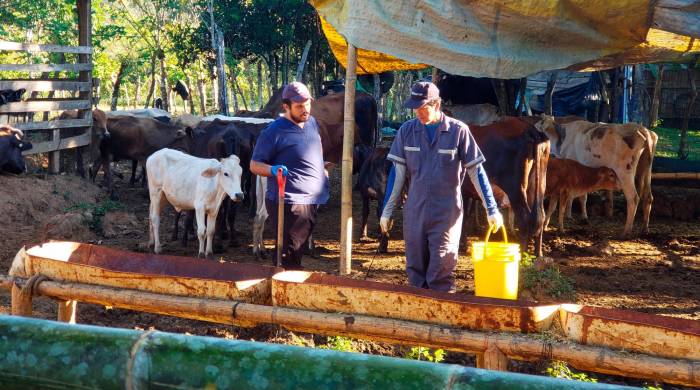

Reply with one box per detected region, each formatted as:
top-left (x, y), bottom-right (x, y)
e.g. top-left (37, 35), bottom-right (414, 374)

top-left (379, 217), bottom-right (391, 234)
top-left (487, 211), bottom-right (504, 233)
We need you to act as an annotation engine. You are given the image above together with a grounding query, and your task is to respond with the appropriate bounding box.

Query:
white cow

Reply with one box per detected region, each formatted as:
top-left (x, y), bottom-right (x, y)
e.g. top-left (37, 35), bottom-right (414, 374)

top-left (106, 108), bottom-right (172, 120)
top-left (535, 115), bottom-right (657, 236)
top-left (146, 148), bottom-right (244, 258)
top-left (252, 175), bottom-right (268, 259)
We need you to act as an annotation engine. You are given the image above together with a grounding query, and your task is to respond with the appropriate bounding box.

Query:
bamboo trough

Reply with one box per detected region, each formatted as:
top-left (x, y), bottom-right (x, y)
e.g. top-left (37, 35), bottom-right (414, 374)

top-left (3, 242), bottom-right (700, 387)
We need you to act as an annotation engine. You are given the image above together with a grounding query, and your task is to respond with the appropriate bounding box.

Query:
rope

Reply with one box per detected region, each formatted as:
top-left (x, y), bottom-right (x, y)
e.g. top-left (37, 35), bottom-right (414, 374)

top-left (20, 274), bottom-right (49, 299)
top-left (125, 330), bottom-right (157, 390)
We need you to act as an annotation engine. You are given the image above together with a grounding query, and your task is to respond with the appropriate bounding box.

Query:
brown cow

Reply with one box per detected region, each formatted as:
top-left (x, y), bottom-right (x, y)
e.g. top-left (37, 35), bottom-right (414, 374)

top-left (91, 116), bottom-right (194, 200)
top-left (58, 109), bottom-right (109, 177)
top-left (545, 158), bottom-right (620, 232)
top-left (469, 117), bottom-right (550, 257)
top-left (535, 115), bottom-right (657, 236)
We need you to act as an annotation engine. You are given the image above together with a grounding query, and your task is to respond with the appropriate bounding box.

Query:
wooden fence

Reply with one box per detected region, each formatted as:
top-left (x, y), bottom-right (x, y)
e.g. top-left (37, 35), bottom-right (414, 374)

top-left (0, 0), bottom-right (92, 174)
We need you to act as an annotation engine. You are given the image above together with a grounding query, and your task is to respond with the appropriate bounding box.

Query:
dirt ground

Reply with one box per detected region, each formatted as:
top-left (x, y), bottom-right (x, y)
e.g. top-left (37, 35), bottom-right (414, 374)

top-left (0, 164), bottom-right (698, 387)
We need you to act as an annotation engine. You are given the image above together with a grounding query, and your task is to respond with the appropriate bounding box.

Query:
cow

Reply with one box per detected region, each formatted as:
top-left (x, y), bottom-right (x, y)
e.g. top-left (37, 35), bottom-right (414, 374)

top-left (534, 115), bottom-right (657, 236)
top-left (469, 117), bottom-right (550, 257)
top-left (544, 158), bottom-right (620, 232)
top-left (106, 108), bottom-right (171, 123)
top-left (442, 103), bottom-right (501, 126)
top-left (58, 109), bottom-right (110, 178)
top-left (91, 116), bottom-right (195, 199)
top-left (176, 118), bottom-right (260, 249)
top-left (357, 147), bottom-right (394, 253)
top-left (147, 148), bottom-right (244, 259)
top-left (0, 126), bottom-right (32, 174)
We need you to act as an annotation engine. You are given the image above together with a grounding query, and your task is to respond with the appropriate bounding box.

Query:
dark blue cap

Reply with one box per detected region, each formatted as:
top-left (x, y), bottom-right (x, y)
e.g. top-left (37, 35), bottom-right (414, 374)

top-left (282, 81), bottom-right (314, 103)
top-left (404, 81), bottom-right (440, 109)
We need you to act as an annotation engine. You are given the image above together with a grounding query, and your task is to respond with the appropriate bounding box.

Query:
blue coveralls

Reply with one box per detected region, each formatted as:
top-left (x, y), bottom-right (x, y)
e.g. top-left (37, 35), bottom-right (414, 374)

top-left (387, 114), bottom-right (485, 292)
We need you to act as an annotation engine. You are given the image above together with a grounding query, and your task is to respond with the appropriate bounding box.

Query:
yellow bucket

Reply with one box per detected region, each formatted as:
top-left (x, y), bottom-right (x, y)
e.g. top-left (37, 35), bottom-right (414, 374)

top-left (471, 227), bottom-right (521, 300)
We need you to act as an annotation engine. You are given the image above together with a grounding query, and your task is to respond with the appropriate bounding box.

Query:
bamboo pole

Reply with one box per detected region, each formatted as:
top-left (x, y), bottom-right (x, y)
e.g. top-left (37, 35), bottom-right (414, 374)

top-left (652, 172), bottom-right (700, 180)
top-left (340, 44), bottom-right (358, 275)
top-left (0, 316), bottom-right (617, 390)
top-left (1, 275), bottom-right (696, 387)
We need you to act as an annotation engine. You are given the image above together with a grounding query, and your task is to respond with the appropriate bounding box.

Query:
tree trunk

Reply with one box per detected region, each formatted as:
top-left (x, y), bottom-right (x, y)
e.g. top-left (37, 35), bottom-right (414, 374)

top-left (184, 73), bottom-right (195, 115)
top-left (134, 76), bottom-right (141, 109)
top-left (111, 61), bottom-right (127, 111)
top-left (491, 79), bottom-right (510, 116)
top-left (233, 76), bottom-right (248, 111)
top-left (159, 53), bottom-right (169, 111)
top-left (679, 67), bottom-right (697, 160)
top-left (212, 72), bottom-right (219, 112)
top-left (649, 64), bottom-right (665, 128)
top-left (246, 67), bottom-right (256, 109)
top-left (144, 55), bottom-right (156, 108)
top-left (229, 74), bottom-right (239, 113)
top-left (282, 45), bottom-right (289, 85)
top-left (257, 61), bottom-right (263, 109)
top-left (197, 75), bottom-right (206, 115)
top-left (545, 72), bottom-right (557, 115)
top-left (295, 40), bottom-right (312, 82)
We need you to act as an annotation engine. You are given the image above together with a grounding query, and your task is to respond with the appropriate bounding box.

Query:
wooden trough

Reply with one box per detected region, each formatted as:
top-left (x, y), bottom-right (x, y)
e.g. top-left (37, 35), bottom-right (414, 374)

top-left (9, 241), bottom-right (281, 304)
top-left (272, 271), bottom-right (559, 333)
top-left (559, 304), bottom-right (700, 361)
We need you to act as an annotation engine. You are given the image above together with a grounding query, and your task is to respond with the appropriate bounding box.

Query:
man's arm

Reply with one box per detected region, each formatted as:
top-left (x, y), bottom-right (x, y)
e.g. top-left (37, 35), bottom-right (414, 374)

top-left (379, 162), bottom-right (406, 233)
top-left (250, 160), bottom-right (273, 177)
top-left (467, 163), bottom-right (503, 231)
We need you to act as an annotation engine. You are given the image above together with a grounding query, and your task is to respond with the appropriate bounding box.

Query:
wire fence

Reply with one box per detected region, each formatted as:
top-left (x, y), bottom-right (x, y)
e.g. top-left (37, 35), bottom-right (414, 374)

top-left (653, 126), bottom-right (700, 161)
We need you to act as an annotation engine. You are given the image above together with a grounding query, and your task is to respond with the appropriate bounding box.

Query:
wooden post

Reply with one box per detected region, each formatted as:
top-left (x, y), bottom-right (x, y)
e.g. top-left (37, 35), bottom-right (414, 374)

top-left (649, 64), bottom-right (665, 128)
top-left (477, 345), bottom-right (509, 371)
top-left (340, 44), bottom-right (357, 275)
top-left (373, 73), bottom-right (381, 146)
top-left (77, 0), bottom-right (92, 173)
top-left (57, 300), bottom-right (77, 324)
top-left (11, 282), bottom-right (32, 317)
top-left (545, 72), bottom-right (557, 115)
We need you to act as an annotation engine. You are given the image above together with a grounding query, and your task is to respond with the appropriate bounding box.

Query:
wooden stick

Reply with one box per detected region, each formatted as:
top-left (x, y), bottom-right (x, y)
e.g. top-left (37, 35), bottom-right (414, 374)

top-left (11, 282), bottom-right (32, 317)
top-left (652, 172), bottom-right (700, 180)
top-left (340, 44), bottom-right (358, 275)
top-left (477, 346), bottom-right (508, 371)
top-left (57, 300), bottom-right (77, 324)
top-left (1, 276), bottom-right (696, 387)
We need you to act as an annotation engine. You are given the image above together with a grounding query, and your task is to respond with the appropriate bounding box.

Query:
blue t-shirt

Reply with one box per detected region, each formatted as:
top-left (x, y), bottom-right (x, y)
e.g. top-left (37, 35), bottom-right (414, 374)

top-left (425, 122), bottom-right (439, 143)
top-left (251, 116), bottom-right (329, 204)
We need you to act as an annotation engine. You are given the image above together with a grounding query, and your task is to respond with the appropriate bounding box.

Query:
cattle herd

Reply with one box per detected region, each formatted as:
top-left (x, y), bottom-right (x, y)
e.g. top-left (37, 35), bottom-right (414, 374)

top-left (0, 87), bottom-right (659, 261)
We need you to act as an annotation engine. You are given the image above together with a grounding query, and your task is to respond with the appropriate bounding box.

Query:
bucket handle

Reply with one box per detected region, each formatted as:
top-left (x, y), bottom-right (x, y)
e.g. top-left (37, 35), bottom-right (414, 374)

top-left (484, 226), bottom-right (508, 244)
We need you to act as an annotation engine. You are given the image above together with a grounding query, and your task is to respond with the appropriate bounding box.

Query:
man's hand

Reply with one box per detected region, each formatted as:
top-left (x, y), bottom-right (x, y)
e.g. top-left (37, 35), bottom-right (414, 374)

top-left (487, 211), bottom-right (504, 233)
top-left (270, 165), bottom-right (288, 177)
top-left (379, 217), bottom-right (392, 234)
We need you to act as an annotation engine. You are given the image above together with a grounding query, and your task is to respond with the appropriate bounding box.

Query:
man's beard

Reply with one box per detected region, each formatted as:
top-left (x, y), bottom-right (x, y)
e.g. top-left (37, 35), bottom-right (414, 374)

top-left (290, 111), bottom-right (309, 124)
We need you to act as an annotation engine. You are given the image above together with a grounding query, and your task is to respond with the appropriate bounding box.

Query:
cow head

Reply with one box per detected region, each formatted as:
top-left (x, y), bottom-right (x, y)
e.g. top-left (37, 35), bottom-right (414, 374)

top-left (0, 126), bottom-right (33, 174)
top-left (201, 154), bottom-right (244, 202)
top-left (92, 109), bottom-right (110, 139)
top-left (597, 167), bottom-right (620, 191)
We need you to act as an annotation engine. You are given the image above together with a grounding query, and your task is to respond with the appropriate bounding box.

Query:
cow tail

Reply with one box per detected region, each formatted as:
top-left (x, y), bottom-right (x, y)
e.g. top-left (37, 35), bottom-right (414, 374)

top-left (372, 96), bottom-right (379, 148)
top-left (532, 134), bottom-right (550, 241)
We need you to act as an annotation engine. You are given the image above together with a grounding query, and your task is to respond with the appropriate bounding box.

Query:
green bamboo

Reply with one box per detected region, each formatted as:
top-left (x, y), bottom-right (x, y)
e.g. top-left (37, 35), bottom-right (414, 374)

top-left (0, 316), bottom-right (634, 389)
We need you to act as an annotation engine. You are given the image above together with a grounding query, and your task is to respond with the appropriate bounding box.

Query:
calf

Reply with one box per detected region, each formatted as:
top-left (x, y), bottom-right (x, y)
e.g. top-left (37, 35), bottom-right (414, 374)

top-left (535, 115), bottom-right (656, 236)
top-left (58, 109), bottom-right (110, 178)
top-left (0, 126), bottom-right (32, 174)
top-left (147, 148), bottom-right (244, 259)
top-left (545, 158), bottom-right (620, 232)
top-left (357, 147), bottom-right (394, 253)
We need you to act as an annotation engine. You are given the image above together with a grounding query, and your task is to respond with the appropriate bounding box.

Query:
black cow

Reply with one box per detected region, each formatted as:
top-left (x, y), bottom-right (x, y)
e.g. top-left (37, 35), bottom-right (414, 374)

top-left (0, 89), bottom-right (25, 106)
top-left (0, 126), bottom-right (32, 174)
top-left (356, 147), bottom-right (393, 253)
top-left (173, 80), bottom-right (189, 101)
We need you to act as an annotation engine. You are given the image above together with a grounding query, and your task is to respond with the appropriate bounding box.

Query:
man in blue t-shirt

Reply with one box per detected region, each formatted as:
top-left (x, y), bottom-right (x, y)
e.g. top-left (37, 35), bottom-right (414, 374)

top-left (250, 82), bottom-right (329, 269)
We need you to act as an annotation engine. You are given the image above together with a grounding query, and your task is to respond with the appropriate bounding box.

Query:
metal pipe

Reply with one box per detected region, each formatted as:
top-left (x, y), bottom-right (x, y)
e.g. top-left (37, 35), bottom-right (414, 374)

top-left (0, 316), bottom-right (627, 389)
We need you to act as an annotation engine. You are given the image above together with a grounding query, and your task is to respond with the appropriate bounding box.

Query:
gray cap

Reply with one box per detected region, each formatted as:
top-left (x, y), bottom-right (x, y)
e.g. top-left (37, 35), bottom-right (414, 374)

top-left (282, 81), bottom-right (314, 103)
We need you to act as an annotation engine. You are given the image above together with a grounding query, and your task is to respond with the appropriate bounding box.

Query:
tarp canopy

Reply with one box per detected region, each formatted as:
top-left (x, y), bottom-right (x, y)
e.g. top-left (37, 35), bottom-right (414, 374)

top-left (311, 0), bottom-right (700, 78)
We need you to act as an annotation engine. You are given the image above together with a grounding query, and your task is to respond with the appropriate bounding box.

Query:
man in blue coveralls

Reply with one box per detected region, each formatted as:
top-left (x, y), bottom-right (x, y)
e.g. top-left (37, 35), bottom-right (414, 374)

top-left (379, 81), bottom-right (503, 292)
top-left (250, 82), bottom-right (330, 270)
